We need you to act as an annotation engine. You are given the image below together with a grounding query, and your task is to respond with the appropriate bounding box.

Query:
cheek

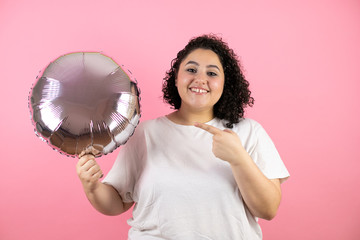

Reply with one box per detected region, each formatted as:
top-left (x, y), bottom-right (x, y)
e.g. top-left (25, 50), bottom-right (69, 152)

top-left (210, 79), bottom-right (225, 93)
top-left (176, 75), bottom-right (190, 89)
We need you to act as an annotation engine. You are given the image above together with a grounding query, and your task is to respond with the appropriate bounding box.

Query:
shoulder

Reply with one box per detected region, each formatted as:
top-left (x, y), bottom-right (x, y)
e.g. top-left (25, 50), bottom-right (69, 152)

top-left (134, 116), bottom-right (170, 136)
top-left (225, 118), bottom-right (270, 144)
top-left (137, 116), bottom-right (167, 129)
top-left (120, 118), bottom-right (159, 152)
top-left (227, 118), bottom-right (263, 132)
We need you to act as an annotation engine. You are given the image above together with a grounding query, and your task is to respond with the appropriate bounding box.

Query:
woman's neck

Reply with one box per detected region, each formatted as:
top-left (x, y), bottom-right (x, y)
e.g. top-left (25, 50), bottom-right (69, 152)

top-left (166, 107), bottom-right (214, 125)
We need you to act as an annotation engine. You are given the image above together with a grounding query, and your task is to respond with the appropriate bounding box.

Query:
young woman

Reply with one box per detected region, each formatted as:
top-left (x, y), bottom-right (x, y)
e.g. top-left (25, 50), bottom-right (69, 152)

top-left (76, 34), bottom-right (290, 239)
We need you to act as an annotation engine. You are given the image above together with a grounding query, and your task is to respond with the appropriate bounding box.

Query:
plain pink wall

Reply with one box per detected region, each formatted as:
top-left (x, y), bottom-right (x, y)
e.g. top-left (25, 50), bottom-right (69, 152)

top-left (1, 0), bottom-right (359, 239)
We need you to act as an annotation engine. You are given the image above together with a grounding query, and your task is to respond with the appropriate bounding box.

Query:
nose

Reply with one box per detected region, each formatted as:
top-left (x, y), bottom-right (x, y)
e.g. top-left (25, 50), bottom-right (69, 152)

top-left (194, 72), bottom-right (207, 85)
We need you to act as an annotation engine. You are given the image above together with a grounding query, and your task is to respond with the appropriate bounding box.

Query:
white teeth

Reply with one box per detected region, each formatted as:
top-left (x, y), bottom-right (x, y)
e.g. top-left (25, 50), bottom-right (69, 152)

top-left (190, 88), bottom-right (207, 93)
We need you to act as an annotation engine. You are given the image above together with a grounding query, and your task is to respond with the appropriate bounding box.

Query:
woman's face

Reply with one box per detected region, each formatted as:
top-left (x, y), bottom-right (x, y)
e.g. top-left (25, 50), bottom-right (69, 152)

top-left (176, 48), bottom-right (225, 113)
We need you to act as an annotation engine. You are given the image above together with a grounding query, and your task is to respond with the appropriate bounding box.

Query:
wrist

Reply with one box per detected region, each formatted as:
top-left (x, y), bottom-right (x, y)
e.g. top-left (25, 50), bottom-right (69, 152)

top-left (228, 148), bottom-right (249, 167)
top-left (83, 181), bottom-right (101, 195)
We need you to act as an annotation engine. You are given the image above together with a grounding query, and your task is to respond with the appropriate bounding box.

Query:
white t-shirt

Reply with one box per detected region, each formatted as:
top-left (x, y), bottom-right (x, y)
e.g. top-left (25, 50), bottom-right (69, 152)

top-left (103, 116), bottom-right (290, 240)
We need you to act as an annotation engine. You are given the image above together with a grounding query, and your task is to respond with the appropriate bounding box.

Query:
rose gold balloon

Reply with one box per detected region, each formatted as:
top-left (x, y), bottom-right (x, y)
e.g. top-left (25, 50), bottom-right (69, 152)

top-left (29, 52), bottom-right (141, 158)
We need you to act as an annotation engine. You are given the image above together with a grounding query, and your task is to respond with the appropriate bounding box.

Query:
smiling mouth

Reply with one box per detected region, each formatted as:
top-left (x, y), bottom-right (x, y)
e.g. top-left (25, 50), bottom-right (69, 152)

top-left (189, 87), bottom-right (209, 94)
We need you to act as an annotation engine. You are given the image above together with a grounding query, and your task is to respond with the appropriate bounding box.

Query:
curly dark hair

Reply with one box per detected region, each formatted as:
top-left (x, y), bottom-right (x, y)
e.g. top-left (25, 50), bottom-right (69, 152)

top-left (162, 34), bottom-right (254, 128)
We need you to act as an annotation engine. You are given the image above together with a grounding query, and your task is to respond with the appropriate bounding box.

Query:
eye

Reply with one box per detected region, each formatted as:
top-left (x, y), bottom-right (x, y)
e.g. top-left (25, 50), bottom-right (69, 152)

top-left (186, 68), bottom-right (196, 73)
top-left (207, 72), bottom-right (217, 76)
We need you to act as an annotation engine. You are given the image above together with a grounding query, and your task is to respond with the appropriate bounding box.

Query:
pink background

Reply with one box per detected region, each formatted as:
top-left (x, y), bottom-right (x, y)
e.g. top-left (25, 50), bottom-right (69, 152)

top-left (1, 0), bottom-right (359, 239)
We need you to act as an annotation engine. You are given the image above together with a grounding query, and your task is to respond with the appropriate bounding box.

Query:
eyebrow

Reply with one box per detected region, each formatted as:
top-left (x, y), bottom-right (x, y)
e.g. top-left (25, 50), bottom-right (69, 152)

top-left (185, 61), bottom-right (221, 71)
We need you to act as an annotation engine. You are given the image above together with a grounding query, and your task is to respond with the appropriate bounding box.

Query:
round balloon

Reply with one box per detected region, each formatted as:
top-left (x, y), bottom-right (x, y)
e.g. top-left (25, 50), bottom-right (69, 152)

top-left (29, 52), bottom-right (141, 158)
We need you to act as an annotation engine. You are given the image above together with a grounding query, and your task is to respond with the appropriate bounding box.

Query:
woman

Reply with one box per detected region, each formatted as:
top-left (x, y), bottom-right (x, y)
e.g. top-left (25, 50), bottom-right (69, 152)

top-left (76, 34), bottom-right (290, 239)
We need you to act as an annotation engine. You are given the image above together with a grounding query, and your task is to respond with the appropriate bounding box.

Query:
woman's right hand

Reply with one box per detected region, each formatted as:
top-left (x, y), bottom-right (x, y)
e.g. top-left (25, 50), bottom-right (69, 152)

top-left (75, 150), bottom-right (133, 216)
top-left (76, 153), bottom-right (103, 193)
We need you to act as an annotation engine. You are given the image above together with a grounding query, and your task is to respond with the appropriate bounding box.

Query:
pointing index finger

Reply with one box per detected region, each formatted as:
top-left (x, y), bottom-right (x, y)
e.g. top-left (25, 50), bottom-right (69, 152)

top-left (194, 122), bottom-right (222, 135)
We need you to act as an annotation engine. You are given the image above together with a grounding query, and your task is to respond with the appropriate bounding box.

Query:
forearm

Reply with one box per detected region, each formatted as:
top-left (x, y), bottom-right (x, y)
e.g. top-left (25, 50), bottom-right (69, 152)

top-left (230, 151), bottom-right (281, 220)
top-left (77, 154), bottom-right (133, 216)
top-left (84, 182), bottom-right (132, 216)
top-left (193, 122), bottom-right (282, 219)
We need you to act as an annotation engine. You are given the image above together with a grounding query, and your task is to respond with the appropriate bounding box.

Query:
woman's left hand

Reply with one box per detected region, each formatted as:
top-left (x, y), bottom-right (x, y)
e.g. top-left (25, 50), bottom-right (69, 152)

top-left (194, 122), bottom-right (246, 165)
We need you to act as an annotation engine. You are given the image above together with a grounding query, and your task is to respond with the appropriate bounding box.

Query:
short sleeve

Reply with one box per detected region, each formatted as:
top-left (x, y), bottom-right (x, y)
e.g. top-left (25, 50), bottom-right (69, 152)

top-left (102, 123), bottom-right (146, 202)
top-left (249, 120), bottom-right (290, 183)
